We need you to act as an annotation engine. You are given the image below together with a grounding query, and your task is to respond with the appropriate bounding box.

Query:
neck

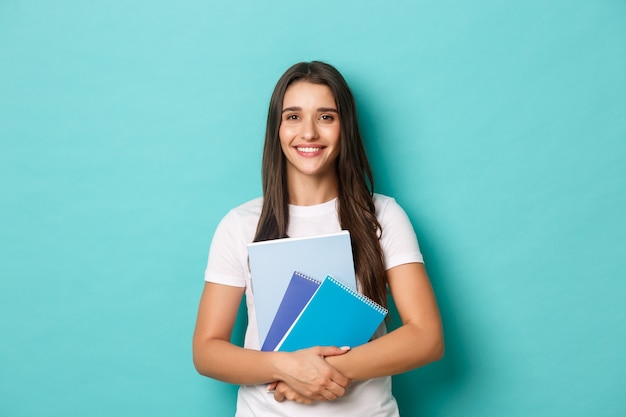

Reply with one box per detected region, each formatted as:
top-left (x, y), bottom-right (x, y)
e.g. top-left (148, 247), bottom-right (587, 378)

top-left (287, 173), bottom-right (339, 206)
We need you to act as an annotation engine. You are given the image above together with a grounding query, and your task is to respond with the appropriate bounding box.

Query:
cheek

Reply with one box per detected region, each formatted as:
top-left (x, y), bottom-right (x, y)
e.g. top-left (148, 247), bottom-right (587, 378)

top-left (326, 125), bottom-right (342, 146)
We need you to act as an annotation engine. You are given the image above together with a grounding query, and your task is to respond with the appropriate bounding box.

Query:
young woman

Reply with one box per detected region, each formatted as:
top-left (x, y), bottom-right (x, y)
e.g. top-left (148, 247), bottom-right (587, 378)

top-left (193, 61), bottom-right (444, 416)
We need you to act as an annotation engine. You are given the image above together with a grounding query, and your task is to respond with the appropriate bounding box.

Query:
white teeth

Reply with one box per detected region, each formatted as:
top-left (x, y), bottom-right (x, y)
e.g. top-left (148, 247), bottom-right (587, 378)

top-left (297, 147), bottom-right (321, 153)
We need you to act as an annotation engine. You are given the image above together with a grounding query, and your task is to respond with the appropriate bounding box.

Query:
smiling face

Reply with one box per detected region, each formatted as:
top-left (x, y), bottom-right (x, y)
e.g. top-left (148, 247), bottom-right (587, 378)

top-left (279, 81), bottom-right (341, 184)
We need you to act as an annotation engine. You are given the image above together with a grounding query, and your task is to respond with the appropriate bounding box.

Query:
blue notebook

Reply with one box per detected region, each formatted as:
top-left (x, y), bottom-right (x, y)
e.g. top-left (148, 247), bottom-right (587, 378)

top-left (247, 231), bottom-right (356, 348)
top-left (275, 276), bottom-right (388, 352)
top-left (261, 271), bottom-right (321, 352)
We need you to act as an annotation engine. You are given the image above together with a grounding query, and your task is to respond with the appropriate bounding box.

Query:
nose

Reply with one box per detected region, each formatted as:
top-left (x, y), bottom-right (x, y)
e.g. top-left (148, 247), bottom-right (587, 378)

top-left (300, 117), bottom-right (318, 141)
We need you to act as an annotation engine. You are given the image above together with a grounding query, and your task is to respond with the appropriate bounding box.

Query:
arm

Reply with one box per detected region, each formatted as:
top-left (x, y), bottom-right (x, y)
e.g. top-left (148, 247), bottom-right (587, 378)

top-left (192, 282), bottom-right (350, 400)
top-left (325, 262), bottom-right (444, 380)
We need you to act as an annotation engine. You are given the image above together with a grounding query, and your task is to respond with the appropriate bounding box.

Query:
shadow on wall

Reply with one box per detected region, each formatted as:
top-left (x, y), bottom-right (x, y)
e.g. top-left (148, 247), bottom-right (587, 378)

top-left (388, 237), bottom-right (468, 416)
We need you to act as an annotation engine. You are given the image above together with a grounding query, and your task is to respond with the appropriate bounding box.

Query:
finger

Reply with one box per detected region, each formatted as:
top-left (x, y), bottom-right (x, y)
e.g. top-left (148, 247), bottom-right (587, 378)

top-left (319, 389), bottom-right (338, 401)
top-left (324, 367), bottom-right (350, 389)
top-left (266, 381), bottom-right (278, 392)
top-left (276, 384), bottom-right (315, 404)
top-left (324, 379), bottom-right (347, 399)
top-left (314, 346), bottom-right (351, 357)
top-left (273, 390), bottom-right (285, 402)
top-left (292, 392), bottom-right (315, 404)
top-left (290, 391), bottom-right (315, 404)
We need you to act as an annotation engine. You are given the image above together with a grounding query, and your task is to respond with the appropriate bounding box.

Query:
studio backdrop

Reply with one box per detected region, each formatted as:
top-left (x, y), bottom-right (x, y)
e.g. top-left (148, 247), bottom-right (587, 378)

top-left (1, 1), bottom-right (624, 416)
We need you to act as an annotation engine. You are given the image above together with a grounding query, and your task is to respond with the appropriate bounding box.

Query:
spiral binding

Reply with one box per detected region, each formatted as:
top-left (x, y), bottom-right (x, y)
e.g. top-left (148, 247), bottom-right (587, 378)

top-left (294, 271), bottom-right (321, 285)
top-left (326, 275), bottom-right (388, 315)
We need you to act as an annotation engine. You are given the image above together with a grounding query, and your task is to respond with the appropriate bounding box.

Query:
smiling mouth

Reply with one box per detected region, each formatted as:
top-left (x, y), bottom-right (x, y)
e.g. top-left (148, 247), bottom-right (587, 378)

top-left (296, 146), bottom-right (323, 153)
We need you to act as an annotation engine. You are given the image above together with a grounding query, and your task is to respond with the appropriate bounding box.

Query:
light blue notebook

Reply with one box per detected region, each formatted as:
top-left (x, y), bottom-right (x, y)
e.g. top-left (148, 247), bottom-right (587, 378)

top-left (247, 231), bottom-right (356, 348)
top-left (275, 276), bottom-right (388, 352)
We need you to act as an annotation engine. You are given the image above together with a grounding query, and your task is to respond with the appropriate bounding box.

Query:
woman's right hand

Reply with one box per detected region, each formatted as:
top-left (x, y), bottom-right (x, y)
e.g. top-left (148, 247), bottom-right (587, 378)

top-left (271, 346), bottom-right (351, 402)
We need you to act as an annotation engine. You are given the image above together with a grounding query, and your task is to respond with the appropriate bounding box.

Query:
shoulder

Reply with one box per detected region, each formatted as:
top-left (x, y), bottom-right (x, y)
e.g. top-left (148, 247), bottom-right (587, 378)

top-left (373, 193), bottom-right (405, 220)
top-left (214, 197), bottom-right (263, 241)
top-left (372, 193), bottom-right (414, 232)
top-left (372, 193), bottom-right (424, 267)
top-left (225, 197), bottom-right (263, 220)
top-left (205, 197), bottom-right (263, 287)
top-left (373, 193), bottom-right (396, 208)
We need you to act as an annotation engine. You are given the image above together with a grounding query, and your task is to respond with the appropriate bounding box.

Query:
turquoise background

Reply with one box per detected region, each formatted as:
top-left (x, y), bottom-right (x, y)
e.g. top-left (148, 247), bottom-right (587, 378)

top-left (1, 1), bottom-right (625, 416)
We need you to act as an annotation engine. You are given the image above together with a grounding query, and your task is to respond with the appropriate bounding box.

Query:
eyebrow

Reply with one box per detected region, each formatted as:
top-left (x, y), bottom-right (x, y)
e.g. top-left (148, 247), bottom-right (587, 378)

top-left (281, 106), bottom-right (339, 113)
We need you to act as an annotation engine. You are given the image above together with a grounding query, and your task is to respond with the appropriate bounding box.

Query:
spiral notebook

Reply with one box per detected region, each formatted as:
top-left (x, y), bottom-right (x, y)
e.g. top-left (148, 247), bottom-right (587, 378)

top-left (275, 276), bottom-right (388, 352)
top-left (247, 231), bottom-right (356, 348)
top-left (261, 272), bottom-right (321, 352)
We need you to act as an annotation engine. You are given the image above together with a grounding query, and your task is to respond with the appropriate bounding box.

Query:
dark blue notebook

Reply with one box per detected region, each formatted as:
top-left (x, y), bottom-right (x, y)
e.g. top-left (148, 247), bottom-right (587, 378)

top-left (276, 276), bottom-right (388, 352)
top-left (261, 271), bottom-right (321, 352)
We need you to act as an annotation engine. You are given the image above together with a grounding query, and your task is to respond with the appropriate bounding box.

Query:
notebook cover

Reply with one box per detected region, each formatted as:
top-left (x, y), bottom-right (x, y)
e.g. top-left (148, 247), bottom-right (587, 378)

top-left (261, 271), bottom-right (321, 352)
top-left (247, 231), bottom-right (356, 348)
top-left (276, 276), bottom-right (388, 352)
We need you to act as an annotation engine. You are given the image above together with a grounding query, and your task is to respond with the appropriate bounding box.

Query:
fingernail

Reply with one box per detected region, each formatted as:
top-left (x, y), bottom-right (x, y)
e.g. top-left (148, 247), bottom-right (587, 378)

top-left (340, 346), bottom-right (351, 350)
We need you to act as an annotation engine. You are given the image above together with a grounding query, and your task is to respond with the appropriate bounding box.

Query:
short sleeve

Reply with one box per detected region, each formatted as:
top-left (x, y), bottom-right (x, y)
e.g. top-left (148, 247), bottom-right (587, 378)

top-left (375, 196), bottom-right (424, 270)
top-left (204, 204), bottom-right (256, 287)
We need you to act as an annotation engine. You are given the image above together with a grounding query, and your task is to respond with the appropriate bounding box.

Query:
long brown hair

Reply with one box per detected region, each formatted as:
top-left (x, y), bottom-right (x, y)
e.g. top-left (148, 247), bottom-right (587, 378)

top-left (254, 61), bottom-right (388, 307)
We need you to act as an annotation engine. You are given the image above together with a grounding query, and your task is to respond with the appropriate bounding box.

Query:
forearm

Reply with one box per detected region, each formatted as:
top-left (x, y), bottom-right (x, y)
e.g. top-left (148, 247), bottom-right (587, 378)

top-left (193, 337), bottom-right (352, 401)
top-left (193, 338), bottom-right (282, 385)
top-left (325, 322), bottom-right (444, 381)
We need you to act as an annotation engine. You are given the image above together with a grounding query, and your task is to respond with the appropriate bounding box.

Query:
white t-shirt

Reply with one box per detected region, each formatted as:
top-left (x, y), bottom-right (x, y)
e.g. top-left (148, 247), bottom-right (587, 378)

top-left (204, 194), bottom-right (423, 417)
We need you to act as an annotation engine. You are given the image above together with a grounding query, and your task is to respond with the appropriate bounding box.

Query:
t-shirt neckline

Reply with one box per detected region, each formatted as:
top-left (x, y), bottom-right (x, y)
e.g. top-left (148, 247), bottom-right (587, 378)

top-left (289, 197), bottom-right (338, 217)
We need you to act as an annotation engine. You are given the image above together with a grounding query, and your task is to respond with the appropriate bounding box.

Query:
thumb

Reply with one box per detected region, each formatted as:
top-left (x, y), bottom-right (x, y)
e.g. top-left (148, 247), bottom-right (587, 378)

top-left (316, 346), bottom-right (351, 357)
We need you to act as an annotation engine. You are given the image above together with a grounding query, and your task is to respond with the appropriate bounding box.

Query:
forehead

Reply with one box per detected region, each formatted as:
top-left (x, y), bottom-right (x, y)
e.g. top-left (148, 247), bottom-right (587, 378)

top-left (282, 81), bottom-right (337, 108)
